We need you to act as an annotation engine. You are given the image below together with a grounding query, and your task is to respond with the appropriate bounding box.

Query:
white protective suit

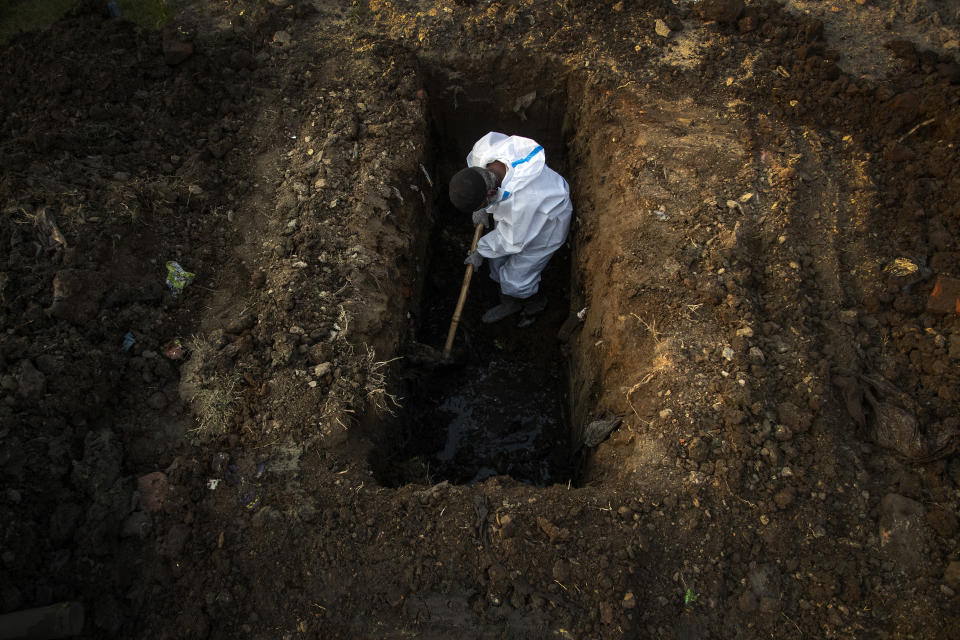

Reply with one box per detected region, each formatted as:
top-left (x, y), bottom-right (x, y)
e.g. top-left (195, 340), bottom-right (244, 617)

top-left (467, 132), bottom-right (573, 299)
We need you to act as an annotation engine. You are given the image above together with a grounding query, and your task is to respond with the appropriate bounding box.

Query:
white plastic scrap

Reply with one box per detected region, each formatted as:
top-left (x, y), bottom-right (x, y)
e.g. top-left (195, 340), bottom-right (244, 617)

top-left (419, 163), bottom-right (433, 188)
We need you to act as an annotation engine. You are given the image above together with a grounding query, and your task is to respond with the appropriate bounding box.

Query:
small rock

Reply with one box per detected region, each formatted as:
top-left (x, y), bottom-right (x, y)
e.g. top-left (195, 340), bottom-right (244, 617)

top-left (758, 596), bottom-right (780, 613)
top-left (497, 514), bottom-right (515, 539)
top-left (749, 564), bottom-right (781, 600)
top-left (944, 561), bottom-right (960, 589)
top-left (773, 488), bottom-right (794, 509)
top-left (748, 346), bottom-right (765, 362)
top-left (537, 517), bottom-right (569, 543)
top-left (273, 30), bottom-right (292, 46)
top-left (839, 309), bottom-right (858, 325)
top-left (738, 15), bottom-right (758, 32)
top-left (926, 508), bottom-right (959, 538)
top-left (162, 523), bottom-right (190, 557)
top-left (16, 360), bottom-right (46, 399)
top-left (622, 592), bottom-right (636, 609)
top-left (694, 0), bottom-right (745, 24)
top-left (137, 472), bottom-right (168, 512)
top-left (887, 39), bottom-right (917, 63)
top-left (583, 417), bottom-right (621, 447)
top-left (72, 430), bottom-right (122, 496)
top-left (112, 171), bottom-right (131, 182)
top-left (49, 503), bottom-right (83, 544)
top-left (722, 346), bottom-right (735, 361)
top-left (777, 402), bottom-right (811, 433)
top-left (773, 424), bottom-right (793, 441)
top-left (226, 313), bottom-right (256, 334)
top-left (551, 559), bottom-right (570, 582)
top-left (599, 601), bottom-right (614, 625)
top-left (147, 391), bottom-right (168, 411)
top-left (687, 436), bottom-right (709, 462)
top-left (163, 39), bottom-right (194, 66)
top-left (879, 493), bottom-right (929, 576)
top-left (942, 584), bottom-right (956, 597)
top-left (659, 408), bottom-right (673, 419)
top-left (654, 19), bottom-right (671, 38)
top-left (737, 590), bottom-right (757, 612)
top-left (735, 326), bottom-right (754, 338)
top-left (121, 511), bottom-right (152, 539)
top-left (948, 334), bottom-right (960, 360)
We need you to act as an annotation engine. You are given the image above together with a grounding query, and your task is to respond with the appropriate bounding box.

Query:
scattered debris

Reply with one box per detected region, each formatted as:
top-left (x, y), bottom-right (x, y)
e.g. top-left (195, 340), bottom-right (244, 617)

top-left (121, 331), bottom-right (135, 352)
top-left (583, 416), bottom-right (622, 448)
top-left (165, 261), bottom-right (195, 295)
top-left (163, 338), bottom-right (185, 360)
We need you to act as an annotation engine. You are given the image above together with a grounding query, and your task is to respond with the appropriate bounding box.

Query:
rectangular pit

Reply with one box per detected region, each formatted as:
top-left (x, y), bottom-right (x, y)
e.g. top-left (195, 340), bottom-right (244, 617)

top-left (370, 64), bottom-right (580, 487)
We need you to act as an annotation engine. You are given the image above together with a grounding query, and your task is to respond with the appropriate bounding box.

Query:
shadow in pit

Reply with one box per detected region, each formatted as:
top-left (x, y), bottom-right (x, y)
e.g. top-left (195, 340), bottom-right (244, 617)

top-left (370, 68), bottom-right (575, 487)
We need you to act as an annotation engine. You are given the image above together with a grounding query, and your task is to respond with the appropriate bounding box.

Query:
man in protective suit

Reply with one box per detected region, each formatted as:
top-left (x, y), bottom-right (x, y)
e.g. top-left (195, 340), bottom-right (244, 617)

top-left (448, 132), bottom-right (573, 325)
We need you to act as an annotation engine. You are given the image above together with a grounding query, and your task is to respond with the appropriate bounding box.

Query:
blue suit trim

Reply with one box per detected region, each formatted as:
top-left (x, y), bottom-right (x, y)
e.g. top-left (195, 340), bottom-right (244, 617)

top-left (510, 145), bottom-right (543, 167)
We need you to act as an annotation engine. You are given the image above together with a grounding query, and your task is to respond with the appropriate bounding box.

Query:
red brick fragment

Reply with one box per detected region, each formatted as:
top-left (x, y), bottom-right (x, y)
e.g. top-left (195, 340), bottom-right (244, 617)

top-left (927, 275), bottom-right (960, 314)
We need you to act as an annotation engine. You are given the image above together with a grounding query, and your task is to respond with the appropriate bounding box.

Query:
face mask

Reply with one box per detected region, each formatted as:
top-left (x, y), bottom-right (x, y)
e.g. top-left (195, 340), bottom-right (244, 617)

top-left (475, 167), bottom-right (499, 206)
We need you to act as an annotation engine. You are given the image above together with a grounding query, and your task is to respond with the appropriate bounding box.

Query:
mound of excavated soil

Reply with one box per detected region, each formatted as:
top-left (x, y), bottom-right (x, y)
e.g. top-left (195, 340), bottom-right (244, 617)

top-left (1, 1), bottom-right (959, 638)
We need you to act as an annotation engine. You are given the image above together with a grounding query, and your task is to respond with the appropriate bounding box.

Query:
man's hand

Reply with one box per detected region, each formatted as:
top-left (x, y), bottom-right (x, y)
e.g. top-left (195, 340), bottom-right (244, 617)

top-left (464, 251), bottom-right (483, 270)
top-left (472, 209), bottom-right (491, 228)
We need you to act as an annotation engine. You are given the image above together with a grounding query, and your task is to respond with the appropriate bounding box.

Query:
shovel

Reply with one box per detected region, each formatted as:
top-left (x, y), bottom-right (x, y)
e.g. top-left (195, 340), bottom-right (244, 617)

top-left (442, 222), bottom-right (485, 360)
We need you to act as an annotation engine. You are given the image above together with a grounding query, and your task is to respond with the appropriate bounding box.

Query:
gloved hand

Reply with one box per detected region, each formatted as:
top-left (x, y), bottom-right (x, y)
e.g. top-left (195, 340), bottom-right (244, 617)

top-left (464, 251), bottom-right (483, 270)
top-left (472, 209), bottom-right (491, 228)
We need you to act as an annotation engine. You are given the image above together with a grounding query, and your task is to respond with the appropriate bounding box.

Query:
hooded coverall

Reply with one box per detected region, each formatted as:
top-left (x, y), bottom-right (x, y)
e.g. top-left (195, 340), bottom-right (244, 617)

top-left (467, 132), bottom-right (573, 299)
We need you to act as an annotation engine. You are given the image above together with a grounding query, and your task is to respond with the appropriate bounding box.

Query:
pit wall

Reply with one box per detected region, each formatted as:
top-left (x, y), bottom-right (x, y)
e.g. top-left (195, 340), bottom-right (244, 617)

top-left (563, 78), bottom-right (750, 486)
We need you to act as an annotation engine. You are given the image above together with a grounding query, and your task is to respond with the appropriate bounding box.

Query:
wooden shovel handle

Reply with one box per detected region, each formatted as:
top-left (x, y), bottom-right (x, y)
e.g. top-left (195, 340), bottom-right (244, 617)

top-left (442, 223), bottom-right (485, 360)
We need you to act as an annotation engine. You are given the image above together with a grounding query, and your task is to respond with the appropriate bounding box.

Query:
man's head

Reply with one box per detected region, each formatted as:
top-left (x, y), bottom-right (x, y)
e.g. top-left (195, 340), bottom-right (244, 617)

top-left (449, 167), bottom-right (498, 213)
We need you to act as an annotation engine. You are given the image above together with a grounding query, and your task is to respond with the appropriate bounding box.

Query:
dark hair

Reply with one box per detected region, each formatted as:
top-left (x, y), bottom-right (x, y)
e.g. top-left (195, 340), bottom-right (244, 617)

top-left (449, 168), bottom-right (487, 213)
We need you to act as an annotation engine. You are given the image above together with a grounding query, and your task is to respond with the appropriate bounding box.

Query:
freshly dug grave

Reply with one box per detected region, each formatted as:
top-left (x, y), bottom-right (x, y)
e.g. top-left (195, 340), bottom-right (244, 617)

top-left (1, 1), bottom-right (960, 639)
top-left (368, 65), bottom-right (576, 488)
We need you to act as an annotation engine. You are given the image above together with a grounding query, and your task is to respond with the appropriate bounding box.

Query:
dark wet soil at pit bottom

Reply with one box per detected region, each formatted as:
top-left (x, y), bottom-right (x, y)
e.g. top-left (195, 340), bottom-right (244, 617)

top-left (376, 200), bottom-right (573, 487)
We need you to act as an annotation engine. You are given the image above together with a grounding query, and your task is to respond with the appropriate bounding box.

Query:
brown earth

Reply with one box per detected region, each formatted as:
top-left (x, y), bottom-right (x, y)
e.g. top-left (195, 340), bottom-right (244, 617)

top-left (1, 0), bottom-right (960, 638)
